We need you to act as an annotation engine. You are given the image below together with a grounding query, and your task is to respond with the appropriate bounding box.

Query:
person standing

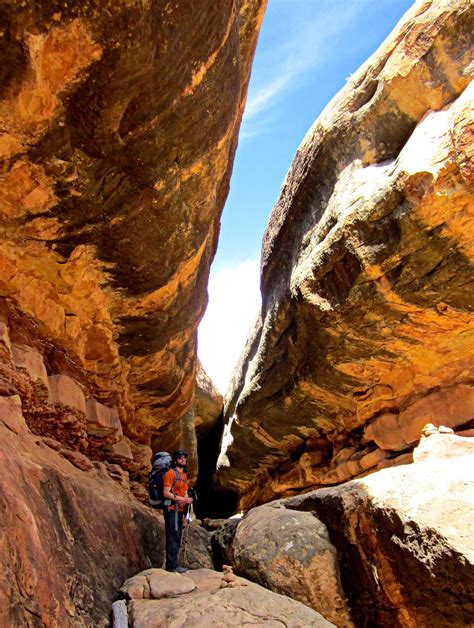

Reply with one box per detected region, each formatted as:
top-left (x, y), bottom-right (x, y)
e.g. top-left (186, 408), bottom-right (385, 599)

top-left (162, 450), bottom-right (193, 573)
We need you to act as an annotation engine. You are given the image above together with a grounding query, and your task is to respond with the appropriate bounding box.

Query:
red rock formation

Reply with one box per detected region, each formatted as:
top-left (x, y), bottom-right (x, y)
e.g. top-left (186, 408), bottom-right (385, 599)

top-left (216, 0), bottom-right (474, 509)
top-left (215, 433), bottom-right (474, 626)
top-left (283, 433), bottom-right (474, 627)
top-left (0, 1), bottom-right (264, 622)
top-left (0, 0), bottom-right (263, 458)
top-left (0, 402), bottom-right (165, 626)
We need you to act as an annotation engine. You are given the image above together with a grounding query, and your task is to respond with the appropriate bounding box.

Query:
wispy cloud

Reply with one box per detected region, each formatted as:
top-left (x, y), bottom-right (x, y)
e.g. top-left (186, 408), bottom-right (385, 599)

top-left (198, 258), bottom-right (261, 394)
top-left (241, 0), bottom-right (370, 139)
top-left (245, 75), bottom-right (290, 120)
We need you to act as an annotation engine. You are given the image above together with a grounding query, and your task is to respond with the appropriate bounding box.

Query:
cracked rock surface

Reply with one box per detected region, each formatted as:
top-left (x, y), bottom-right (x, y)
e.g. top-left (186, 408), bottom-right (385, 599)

top-left (124, 568), bottom-right (333, 627)
top-left (283, 433), bottom-right (474, 627)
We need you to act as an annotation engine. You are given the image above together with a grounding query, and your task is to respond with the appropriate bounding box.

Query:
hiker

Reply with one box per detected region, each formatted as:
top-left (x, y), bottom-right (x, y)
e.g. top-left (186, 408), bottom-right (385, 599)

top-left (163, 450), bottom-right (193, 573)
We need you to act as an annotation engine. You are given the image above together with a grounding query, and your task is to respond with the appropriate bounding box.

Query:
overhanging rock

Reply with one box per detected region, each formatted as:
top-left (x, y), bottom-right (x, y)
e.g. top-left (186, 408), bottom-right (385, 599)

top-left (216, 0), bottom-right (474, 509)
top-left (0, 0), bottom-right (265, 467)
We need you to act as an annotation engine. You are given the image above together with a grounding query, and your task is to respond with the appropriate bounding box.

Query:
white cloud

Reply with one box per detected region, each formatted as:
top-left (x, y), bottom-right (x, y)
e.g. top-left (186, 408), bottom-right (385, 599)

top-left (198, 258), bottom-right (261, 394)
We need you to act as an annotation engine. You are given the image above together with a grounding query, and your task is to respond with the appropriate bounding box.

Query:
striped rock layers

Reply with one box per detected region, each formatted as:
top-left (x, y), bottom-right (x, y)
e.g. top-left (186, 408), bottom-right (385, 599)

top-left (0, 0), bottom-right (264, 476)
top-left (216, 0), bottom-right (474, 509)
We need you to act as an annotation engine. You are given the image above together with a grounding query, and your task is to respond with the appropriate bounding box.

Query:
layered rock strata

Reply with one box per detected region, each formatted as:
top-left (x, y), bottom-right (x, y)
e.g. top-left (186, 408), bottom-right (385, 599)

top-left (0, 401), bottom-right (164, 627)
top-left (283, 433), bottom-right (474, 627)
top-left (0, 1), bottom-right (263, 479)
top-left (219, 433), bottom-right (474, 626)
top-left (216, 0), bottom-right (474, 509)
top-left (0, 1), bottom-right (265, 622)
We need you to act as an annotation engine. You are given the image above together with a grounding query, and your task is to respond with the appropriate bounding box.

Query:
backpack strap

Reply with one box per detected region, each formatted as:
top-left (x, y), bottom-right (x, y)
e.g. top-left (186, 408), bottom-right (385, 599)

top-left (170, 468), bottom-right (181, 496)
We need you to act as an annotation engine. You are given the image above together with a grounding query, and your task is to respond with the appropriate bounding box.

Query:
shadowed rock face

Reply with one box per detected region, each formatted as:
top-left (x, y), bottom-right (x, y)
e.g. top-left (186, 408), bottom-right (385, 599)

top-left (0, 407), bottom-right (165, 627)
top-left (0, 0), bottom-right (264, 461)
top-left (216, 0), bottom-right (474, 509)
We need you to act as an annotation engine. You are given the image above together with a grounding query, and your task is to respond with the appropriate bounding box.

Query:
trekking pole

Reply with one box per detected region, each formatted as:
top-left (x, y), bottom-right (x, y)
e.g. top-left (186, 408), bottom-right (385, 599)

top-left (179, 504), bottom-right (192, 564)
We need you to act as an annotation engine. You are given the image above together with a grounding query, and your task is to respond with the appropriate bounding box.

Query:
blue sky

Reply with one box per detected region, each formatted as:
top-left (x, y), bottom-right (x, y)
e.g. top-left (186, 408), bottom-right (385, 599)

top-left (199, 0), bottom-right (415, 392)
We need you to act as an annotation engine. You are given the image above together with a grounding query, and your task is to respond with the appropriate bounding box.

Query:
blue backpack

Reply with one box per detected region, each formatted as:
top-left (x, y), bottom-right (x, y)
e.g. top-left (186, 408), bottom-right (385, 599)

top-left (147, 452), bottom-right (179, 509)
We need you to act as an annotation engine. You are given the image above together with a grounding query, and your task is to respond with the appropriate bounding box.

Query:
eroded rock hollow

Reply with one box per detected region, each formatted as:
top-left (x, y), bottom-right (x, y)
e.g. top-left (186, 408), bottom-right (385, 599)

top-left (216, 0), bottom-right (474, 510)
top-left (0, 0), bottom-right (265, 624)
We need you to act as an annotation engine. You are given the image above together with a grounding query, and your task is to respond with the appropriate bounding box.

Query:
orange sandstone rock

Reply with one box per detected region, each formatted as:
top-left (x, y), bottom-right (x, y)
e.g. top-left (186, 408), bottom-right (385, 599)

top-left (0, 2), bottom-right (265, 623)
top-left (0, 0), bottom-right (263, 458)
top-left (217, 0), bottom-right (474, 509)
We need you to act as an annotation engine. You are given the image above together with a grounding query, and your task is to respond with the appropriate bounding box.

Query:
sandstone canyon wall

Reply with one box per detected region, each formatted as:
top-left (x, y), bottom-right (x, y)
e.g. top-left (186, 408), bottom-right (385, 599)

top-left (0, 399), bottom-right (164, 627)
top-left (216, 0), bottom-right (474, 510)
top-left (225, 433), bottom-right (474, 627)
top-left (0, 1), bottom-right (265, 624)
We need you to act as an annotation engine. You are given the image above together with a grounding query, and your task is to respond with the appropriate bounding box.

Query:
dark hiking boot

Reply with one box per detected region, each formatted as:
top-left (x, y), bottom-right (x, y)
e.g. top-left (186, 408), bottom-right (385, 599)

top-left (167, 566), bottom-right (188, 574)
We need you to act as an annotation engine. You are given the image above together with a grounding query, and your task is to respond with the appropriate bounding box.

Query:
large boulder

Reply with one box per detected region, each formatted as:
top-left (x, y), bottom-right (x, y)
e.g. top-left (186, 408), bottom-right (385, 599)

top-left (210, 518), bottom-right (241, 569)
top-left (125, 568), bottom-right (334, 627)
top-left (231, 502), bottom-right (352, 626)
top-left (180, 523), bottom-right (214, 571)
top-left (216, 0), bottom-right (474, 509)
top-left (283, 434), bottom-right (474, 627)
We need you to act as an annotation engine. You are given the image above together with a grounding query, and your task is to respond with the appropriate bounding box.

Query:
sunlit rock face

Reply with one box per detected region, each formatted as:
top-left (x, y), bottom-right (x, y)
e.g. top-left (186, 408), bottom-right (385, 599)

top-left (0, 1), bottom-right (264, 621)
top-left (283, 433), bottom-right (474, 627)
top-left (216, 0), bottom-right (474, 510)
top-left (0, 0), bottom-right (264, 466)
top-left (221, 433), bottom-right (474, 627)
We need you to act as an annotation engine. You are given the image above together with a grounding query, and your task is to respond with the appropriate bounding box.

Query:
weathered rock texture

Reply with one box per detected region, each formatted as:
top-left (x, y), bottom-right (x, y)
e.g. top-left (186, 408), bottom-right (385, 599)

top-left (0, 0), bottom-right (263, 473)
top-left (0, 0), bottom-right (264, 622)
top-left (179, 522), bottom-right (215, 571)
top-left (216, 0), bottom-right (474, 509)
top-left (210, 518), bottom-right (241, 569)
top-left (0, 406), bottom-right (164, 627)
top-left (283, 434), bottom-right (474, 627)
top-left (124, 567), bottom-right (334, 627)
top-left (231, 502), bottom-right (352, 626)
top-left (195, 361), bottom-right (224, 438)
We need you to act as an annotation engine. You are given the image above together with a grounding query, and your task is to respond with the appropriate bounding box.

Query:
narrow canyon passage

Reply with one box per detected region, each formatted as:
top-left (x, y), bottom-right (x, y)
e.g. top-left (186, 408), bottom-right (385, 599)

top-left (0, 0), bottom-right (472, 626)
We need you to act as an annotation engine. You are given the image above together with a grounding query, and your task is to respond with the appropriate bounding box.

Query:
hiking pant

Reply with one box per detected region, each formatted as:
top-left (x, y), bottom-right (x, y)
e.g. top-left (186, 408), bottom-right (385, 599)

top-left (163, 507), bottom-right (184, 571)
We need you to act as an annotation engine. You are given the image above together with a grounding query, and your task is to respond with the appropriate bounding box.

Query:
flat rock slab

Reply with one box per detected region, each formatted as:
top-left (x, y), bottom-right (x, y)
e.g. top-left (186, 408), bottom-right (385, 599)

top-left (128, 569), bottom-right (333, 627)
top-left (121, 568), bottom-right (196, 599)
